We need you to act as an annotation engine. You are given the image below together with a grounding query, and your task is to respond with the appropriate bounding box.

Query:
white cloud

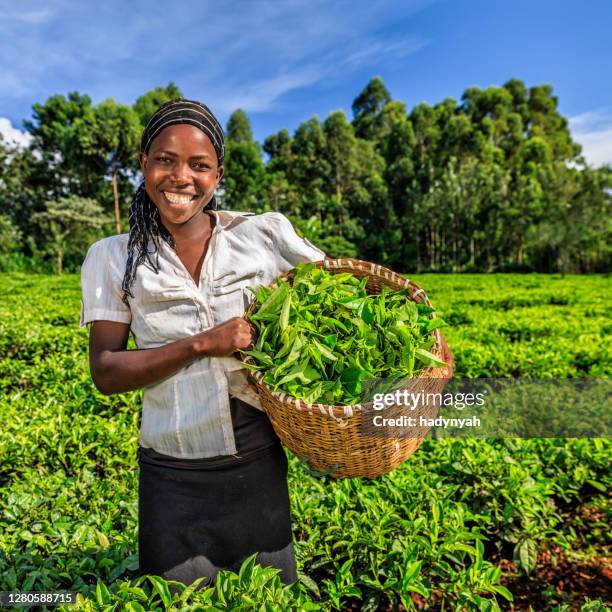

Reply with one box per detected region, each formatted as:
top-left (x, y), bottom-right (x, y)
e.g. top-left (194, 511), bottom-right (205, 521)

top-left (339, 37), bottom-right (429, 71)
top-left (213, 69), bottom-right (324, 114)
top-left (0, 8), bottom-right (54, 24)
top-left (569, 108), bottom-right (612, 168)
top-left (0, 118), bottom-right (33, 149)
top-left (0, 0), bottom-right (432, 118)
top-left (205, 11), bottom-right (429, 116)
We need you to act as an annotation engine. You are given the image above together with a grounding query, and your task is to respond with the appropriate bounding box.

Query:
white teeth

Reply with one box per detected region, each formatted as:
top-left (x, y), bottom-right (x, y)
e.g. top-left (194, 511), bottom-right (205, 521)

top-left (164, 192), bottom-right (193, 205)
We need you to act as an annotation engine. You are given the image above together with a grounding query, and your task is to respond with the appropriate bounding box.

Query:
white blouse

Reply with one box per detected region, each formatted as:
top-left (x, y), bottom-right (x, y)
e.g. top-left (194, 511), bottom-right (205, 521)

top-left (80, 210), bottom-right (325, 458)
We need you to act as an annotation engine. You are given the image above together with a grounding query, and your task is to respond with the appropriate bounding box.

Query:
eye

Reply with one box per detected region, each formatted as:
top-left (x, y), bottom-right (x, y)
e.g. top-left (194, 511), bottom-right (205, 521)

top-left (192, 162), bottom-right (212, 170)
top-left (156, 156), bottom-right (172, 164)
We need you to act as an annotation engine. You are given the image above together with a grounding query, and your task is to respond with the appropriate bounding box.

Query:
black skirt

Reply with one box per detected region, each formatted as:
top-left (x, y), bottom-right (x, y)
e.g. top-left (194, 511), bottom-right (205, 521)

top-left (137, 401), bottom-right (297, 586)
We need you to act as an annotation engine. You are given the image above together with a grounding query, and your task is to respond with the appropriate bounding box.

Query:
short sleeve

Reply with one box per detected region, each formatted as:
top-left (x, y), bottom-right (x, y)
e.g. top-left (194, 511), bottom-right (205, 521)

top-left (265, 213), bottom-right (326, 272)
top-left (79, 239), bottom-right (132, 328)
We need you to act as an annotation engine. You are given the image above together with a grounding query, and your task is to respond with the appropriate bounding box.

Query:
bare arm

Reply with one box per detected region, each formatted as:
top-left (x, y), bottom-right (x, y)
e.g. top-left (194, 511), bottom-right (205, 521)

top-left (88, 318), bottom-right (255, 395)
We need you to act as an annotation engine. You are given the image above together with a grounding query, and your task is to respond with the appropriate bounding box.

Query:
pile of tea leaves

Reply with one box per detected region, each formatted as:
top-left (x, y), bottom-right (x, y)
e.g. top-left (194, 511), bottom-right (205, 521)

top-left (241, 263), bottom-right (447, 405)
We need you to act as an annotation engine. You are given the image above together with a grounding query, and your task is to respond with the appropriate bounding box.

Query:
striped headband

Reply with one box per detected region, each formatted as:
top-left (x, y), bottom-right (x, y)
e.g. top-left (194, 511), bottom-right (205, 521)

top-left (140, 98), bottom-right (225, 164)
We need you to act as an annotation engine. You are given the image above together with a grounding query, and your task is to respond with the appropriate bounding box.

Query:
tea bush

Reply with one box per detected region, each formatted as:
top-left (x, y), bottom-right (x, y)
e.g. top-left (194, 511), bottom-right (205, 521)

top-left (0, 272), bottom-right (609, 611)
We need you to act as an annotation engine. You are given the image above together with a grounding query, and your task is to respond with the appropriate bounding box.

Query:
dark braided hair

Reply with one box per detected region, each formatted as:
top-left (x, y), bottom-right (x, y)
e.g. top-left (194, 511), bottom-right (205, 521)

top-left (121, 99), bottom-right (225, 304)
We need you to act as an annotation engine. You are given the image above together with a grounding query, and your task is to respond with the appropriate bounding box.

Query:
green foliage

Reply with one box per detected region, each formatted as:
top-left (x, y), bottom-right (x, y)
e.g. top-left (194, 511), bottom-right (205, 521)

top-left (260, 109), bottom-right (395, 263)
top-left (132, 82), bottom-right (183, 128)
top-left (243, 263), bottom-right (446, 404)
top-left (32, 196), bottom-right (111, 274)
top-left (0, 214), bottom-right (30, 273)
top-left (222, 110), bottom-right (265, 211)
top-left (226, 109), bottom-right (255, 143)
top-left (0, 214), bottom-right (22, 254)
top-left (73, 556), bottom-right (322, 611)
top-left (71, 99), bottom-right (142, 233)
top-left (290, 215), bottom-right (358, 258)
top-left (526, 165), bottom-right (612, 273)
top-left (415, 273), bottom-right (611, 378)
top-left (20, 92), bottom-right (140, 242)
top-left (351, 75), bottom-right (392, 140)
top-left (256, 77), bottom-right (609, 273)
top-left (0, 273), bottom-right (609, 610)
top-left (24, 92), bottom-right (101, 200)
top-left (71, 99), bottom-right (141, 174)
top-left (4, 77), bottom-right (610, 274)
top-left (0, 140), bottom-right (48, 243)
top-left (0, 251), bottom-right (53, 274)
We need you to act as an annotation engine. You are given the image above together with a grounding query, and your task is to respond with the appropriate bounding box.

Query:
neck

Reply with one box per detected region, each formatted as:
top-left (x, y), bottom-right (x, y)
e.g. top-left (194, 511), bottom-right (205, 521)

top-left (164, 209), bottom-right (215, 245)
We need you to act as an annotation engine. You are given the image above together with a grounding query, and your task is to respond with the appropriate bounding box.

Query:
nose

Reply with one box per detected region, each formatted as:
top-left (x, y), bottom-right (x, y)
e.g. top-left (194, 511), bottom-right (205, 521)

top-left (169, 160), bottom-right (192, 184)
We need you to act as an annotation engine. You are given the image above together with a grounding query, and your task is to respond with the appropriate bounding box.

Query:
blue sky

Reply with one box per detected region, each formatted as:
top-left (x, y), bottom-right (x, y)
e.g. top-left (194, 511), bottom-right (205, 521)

top-left (1, 0), bottom-right (611, 165)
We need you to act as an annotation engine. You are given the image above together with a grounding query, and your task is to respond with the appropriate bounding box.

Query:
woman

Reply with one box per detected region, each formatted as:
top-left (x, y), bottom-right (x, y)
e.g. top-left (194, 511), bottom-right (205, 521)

top-left (80, 99), bottom-right (325, 586)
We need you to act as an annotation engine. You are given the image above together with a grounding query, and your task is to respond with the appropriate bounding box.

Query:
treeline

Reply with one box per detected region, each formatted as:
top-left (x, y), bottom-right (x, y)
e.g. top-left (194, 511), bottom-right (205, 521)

top-left (0, 78), bottom-right (610, 274)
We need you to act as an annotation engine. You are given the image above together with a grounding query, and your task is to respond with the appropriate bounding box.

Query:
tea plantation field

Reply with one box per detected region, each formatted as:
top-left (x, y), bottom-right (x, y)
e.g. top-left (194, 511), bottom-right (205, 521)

top-left (0, 273), bottom-right (610, 611)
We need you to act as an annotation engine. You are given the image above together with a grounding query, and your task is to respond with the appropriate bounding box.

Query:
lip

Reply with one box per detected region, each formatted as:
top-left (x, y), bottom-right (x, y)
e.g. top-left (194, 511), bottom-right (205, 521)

top-left (163, 190), bottom-right (198, 197)
top-left (161, 191), bottom-right (200, 209)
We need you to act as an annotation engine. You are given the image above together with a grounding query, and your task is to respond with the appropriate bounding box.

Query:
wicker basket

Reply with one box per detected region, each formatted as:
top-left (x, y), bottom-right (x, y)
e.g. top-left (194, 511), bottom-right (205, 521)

top-left (236, 258), bottom-right (454, 479)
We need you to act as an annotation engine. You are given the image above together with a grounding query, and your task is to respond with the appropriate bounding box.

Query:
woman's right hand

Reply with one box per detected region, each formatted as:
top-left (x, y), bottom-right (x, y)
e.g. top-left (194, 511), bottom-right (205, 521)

top-left (88, 317), bottom-right (257, 395)
top-left (198, 317), bottom-right (256, 357)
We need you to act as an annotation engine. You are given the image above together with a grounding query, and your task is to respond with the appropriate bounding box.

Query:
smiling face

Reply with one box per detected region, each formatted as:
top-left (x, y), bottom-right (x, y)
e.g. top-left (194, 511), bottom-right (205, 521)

top-left (139, 124), bottom-right (224, 230)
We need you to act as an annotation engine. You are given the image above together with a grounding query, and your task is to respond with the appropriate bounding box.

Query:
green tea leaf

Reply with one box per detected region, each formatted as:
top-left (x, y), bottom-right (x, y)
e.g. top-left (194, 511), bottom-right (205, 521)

top-left (415, 348), bottom-right (447, 368)
top-left (312, 338), bottom-right (338, 362)
top-left (251, 282), bottom-right (289, 320)
top-left (279, 292), bottom-right (292, 331)
top-left (242, 349), bottom-right (274, 367)
top-left (245, 262), bottom-right (447, 405)
top-left (515, 539), bottom-right (538, 575)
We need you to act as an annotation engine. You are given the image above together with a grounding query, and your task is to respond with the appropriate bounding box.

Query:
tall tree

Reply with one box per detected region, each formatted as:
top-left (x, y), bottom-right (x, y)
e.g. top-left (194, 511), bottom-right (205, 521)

top-left (351, 76), bottom-right (392, 140)
top-left (222, 110), bottom-right (265, 211)
top-left (32, 196), bottom-right (110, 274)
top-left (322, 111), bottom-right (395, 262)
top-left (4, 78), bottom-right (609, 274)
top-left (261, 129), bottom-right (297, 213)
top-left (133, 82), bottom-right (183, 127)
top-left (286, 117), bottom-right (330, 219)
top-left (69, 99), bottom-right (141, 233)
top-left (527, 165), bottom-right (612, 272)
top-left (527, 84), bottom-right (581, 161)
top-left (24, 92), bottom-right (102, 199)
top-left (226, 109), bottom-right (254, 143)
top-left (263, 129), bottom-right (293, 173)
